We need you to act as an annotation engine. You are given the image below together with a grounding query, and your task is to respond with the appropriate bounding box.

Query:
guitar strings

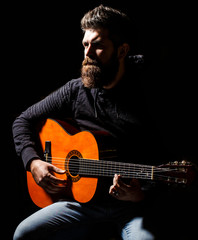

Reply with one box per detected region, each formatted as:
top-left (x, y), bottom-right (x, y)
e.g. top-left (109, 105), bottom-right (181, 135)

top-left (45, 156), bottom-right (180, 173)
top-left (52, 162), bottom-right (179, 182)
top-left (45, 157), bottom-right (179, 173)
top-left (43, 156), bottom-right (183, 182)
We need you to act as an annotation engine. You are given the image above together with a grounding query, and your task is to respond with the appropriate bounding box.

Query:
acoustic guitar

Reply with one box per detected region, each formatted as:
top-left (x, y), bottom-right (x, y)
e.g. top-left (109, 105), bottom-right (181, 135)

top-left (27, 118), bottom-right (195, 208)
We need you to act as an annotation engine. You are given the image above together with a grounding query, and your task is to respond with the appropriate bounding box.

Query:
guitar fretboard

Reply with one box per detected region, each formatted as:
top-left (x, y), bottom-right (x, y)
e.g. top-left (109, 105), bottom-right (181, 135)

top-left (68, 158), bottom-right (154, 180)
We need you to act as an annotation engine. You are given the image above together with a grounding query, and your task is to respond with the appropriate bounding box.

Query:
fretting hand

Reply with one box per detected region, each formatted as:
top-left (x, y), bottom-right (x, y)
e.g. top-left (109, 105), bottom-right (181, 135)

top-left (109, 174), bottom-right (145, 202)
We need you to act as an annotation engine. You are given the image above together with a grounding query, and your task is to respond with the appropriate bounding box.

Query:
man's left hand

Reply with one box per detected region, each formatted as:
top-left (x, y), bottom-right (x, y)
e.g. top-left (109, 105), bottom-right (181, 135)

top-left (109, 174), bottom-right (145, 202)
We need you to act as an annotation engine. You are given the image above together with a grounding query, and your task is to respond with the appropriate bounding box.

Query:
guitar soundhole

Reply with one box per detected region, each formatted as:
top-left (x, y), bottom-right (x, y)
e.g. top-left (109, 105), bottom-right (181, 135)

top-left (66, 150), bottom-right (83, 182)
top-left (69, 156), bottom-right (79, 176)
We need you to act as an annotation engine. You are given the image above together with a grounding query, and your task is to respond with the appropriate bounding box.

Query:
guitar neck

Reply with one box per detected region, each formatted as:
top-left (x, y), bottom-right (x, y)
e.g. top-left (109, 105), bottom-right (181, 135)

top-left (75, 159), bottom-right (189, 184)
top-left (77, 159), bottom-right (154, 181)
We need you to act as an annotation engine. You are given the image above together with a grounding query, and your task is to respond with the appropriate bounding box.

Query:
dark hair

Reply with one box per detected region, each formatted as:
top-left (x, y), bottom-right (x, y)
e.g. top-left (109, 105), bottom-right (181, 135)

top-left (81, 5), bottom-right (133, 48)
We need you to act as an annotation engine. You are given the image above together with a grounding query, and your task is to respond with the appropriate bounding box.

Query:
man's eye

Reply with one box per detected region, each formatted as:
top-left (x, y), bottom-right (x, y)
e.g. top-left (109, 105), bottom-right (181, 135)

top-left (93, 42), bottom-right (104, 49)
top-left (82, 41), bottom-right (104, 49)
top-left (83, 42), bottom-right (89, 48)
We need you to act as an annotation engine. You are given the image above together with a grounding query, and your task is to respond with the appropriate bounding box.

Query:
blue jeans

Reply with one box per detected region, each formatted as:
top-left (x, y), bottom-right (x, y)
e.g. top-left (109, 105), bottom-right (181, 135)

top-left (13, 200), bottom-right (154, 240)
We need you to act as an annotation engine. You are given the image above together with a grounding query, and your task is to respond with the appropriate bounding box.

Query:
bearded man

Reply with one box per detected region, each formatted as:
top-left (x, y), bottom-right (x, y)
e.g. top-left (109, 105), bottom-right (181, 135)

top-left (12, 5), bottom-right (177, 240)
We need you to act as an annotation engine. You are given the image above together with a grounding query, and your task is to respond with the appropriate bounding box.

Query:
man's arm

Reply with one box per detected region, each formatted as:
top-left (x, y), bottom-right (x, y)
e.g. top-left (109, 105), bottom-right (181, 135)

top-left (12, 81), bottom-right (73, 169)
top-left (12, 80), bottom-right (76, 194)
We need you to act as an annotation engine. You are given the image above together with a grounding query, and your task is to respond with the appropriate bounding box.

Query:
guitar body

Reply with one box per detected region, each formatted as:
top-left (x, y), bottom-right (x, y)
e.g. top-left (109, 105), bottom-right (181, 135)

top-left (27, 118), bottom-right (99, 208)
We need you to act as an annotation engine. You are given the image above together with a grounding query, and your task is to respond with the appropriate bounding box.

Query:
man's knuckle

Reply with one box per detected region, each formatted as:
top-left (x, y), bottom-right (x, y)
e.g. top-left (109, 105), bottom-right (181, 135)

top-left (37, 177), bottom-right (43, 185)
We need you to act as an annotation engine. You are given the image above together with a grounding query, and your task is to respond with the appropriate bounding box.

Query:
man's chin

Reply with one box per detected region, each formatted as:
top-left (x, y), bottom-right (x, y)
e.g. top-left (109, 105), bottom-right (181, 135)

top-left (81, 76), bottom-right (101, 89)
top-left (81, 63), bottom-right (118, 89)
top-left (81, 65), bottom-right (102, 88)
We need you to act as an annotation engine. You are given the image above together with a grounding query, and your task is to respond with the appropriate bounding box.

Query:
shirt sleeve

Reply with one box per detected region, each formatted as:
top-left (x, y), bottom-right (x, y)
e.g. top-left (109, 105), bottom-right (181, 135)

top-left (12, 80), bottom-right (75, 170)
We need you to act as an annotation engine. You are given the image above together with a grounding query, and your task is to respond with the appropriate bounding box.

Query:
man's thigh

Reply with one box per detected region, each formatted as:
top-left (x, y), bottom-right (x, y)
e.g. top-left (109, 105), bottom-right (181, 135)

top-left (13, 201), bottom-right (104, 240)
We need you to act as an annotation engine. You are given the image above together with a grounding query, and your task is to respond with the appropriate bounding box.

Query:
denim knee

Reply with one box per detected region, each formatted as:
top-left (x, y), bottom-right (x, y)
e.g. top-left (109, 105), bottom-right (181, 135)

top-left (121, 217), bottom-right (154, 240)
top-left (13, 223), bottom-right (28, 240)
top-left (13, 218), bottom-right (47, 240)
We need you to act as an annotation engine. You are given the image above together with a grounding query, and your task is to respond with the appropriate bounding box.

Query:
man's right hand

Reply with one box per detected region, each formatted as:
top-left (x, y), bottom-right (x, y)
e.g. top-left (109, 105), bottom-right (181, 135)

top-left (30, 159), bottom-right (67, 194)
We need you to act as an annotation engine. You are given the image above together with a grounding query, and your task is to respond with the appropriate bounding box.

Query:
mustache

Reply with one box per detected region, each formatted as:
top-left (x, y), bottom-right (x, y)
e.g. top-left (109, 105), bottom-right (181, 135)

top-left (82, 57), bottom-right (100, 66)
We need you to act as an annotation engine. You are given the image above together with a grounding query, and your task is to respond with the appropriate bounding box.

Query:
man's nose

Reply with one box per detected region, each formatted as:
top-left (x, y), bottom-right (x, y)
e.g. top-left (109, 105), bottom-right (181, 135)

top-left (85, 44), bottom-right (95, 58)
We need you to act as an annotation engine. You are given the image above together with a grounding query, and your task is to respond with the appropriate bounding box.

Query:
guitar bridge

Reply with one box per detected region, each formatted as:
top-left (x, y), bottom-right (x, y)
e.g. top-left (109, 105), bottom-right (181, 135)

top-left (44, 141), bottom-right (51, 163)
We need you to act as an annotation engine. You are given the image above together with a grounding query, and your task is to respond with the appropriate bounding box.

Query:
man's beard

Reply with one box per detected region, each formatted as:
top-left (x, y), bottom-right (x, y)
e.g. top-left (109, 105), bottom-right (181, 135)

top-left (81, 54), bottom-right (119, 89)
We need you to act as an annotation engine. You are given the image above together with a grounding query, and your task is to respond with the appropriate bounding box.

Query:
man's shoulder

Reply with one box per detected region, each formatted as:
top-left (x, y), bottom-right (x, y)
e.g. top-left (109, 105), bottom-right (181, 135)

top-left (58, 77), bottom-right (83, 96)
top-left (66, 78), bottom-right (83, 89)
top-left (59, 77), bottom-right (87, 101)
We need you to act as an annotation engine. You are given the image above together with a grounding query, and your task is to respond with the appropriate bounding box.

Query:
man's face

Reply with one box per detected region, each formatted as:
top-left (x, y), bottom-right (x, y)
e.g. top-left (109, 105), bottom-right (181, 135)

top-left (81, 28), bottom-right (119, 88)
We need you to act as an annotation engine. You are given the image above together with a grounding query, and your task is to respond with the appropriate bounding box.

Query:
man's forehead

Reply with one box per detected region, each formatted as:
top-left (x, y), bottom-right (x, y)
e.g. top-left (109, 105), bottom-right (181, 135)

top-left (82, 28), bottom-right (109, 43)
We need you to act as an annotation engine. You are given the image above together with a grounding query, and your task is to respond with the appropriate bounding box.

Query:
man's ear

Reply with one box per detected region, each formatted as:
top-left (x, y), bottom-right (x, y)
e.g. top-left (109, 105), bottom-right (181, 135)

top-left (117, 43), bottom-right (130, 60)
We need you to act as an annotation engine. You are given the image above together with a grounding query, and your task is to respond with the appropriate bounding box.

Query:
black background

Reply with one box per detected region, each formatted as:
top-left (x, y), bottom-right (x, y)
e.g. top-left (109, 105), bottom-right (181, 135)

top-left (4, 1), bottom-right (197, 239)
